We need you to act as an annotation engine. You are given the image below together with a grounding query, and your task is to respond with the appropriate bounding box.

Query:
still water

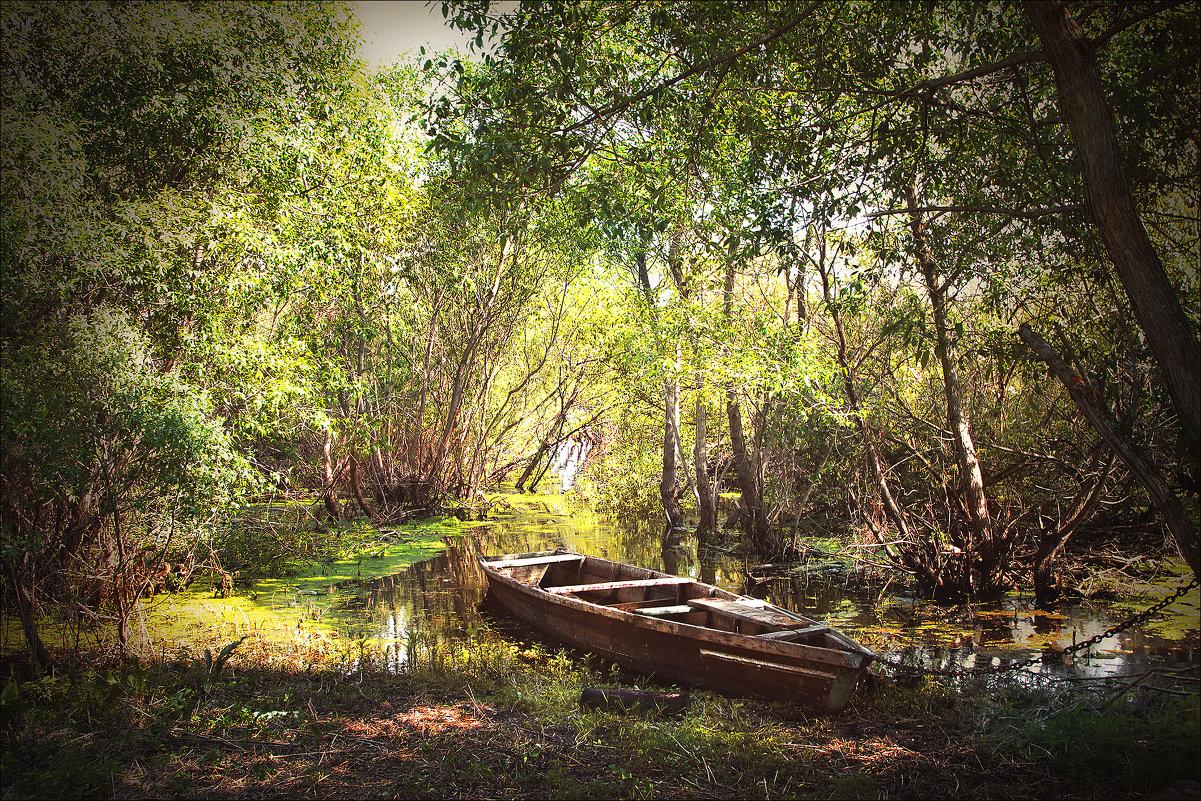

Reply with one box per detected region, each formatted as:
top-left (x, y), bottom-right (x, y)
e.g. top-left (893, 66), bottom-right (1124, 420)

top-left (212, 488), bottom-right (1200, 682)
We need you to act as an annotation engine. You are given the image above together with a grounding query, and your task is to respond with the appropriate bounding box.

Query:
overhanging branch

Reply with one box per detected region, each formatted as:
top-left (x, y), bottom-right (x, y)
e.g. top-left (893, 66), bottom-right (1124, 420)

top-left (560, 2), bottom-right (821, 134)
top-left (867, 203), bottom-right (1084, 221)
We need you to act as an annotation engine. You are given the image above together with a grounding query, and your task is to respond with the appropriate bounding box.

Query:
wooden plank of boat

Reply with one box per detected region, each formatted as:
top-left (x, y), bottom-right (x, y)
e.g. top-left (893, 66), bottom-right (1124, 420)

top-left (687, 597), bottom-right (812, 628)
top-left (699, 648), bottom-right (832, 679)
top-left (635, 604), bottom-right (694, 616)
top-left (479, 550), bottom-right (874, 712)
top-left (757, 625), bottom-right (830, 640)
top-left (485, 553), bottom-right (584, 569)
top-left (546, 576), bottom-right (693, 594)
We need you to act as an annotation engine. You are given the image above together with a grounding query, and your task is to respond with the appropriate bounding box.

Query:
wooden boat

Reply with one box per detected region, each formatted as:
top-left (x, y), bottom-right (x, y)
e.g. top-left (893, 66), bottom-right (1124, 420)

top-left (479, 549), bottom-right (875, 712)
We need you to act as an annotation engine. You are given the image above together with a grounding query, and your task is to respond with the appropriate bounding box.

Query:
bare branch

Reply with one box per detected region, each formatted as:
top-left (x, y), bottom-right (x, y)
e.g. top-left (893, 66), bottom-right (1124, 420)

top-left (883, 49), bottom-right (1047, 99)
top-left (1018, 322), bottom-right (1199, 576)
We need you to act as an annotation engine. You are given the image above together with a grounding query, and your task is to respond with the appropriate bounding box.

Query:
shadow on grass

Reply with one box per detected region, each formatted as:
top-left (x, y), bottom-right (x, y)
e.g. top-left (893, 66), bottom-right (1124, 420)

top-left (1, 633), bottom-right (1198, 800)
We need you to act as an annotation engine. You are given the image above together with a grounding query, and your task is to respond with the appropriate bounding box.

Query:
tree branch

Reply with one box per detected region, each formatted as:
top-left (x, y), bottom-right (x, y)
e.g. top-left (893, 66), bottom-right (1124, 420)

top-left (1090, 1), bottom-right (1184, 52)
top-left (560, 2), bottom-right (821, 134)
top-left (883, 49), bottom-right (1047, 99)
top-left (867, 203), bottom-right (1084, 220)
top-left (1018, 322), bottom-right (1198, 578)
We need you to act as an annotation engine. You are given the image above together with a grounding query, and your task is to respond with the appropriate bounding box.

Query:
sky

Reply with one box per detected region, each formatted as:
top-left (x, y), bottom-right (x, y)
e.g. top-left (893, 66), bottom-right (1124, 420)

top-left (352, 0), bottom-right (477, 66)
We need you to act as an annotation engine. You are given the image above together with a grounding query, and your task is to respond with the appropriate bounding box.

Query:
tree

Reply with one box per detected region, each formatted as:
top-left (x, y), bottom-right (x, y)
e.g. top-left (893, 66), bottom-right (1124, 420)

top-left (1, 0), bottom-right (364, 667)
top-left (439, 0), bottom-right (1198, 585)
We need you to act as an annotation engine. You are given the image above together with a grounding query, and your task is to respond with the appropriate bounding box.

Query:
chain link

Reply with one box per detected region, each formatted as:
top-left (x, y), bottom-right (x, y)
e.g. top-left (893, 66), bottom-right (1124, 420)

top-left (871, 576), bottom-right (1199, 678)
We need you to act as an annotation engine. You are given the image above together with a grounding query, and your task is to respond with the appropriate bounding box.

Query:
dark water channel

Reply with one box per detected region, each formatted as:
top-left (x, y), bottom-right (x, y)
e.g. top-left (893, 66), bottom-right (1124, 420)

top-left (247, 487), bottom-right (1199, 683)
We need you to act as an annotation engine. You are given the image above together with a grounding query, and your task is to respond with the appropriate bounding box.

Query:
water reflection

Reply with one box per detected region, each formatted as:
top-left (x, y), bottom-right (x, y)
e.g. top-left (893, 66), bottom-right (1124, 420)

top-left (295, 488), bottom-right (1198, 680)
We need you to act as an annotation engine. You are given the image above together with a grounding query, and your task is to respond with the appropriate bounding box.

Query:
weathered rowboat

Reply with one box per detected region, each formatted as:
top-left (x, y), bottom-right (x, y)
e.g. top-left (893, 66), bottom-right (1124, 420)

top-left (479, 549), bottom-right (875, 712)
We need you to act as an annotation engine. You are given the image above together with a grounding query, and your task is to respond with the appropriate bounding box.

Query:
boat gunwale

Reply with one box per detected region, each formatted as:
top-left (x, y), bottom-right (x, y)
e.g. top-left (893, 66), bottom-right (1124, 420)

top-left (480, 550), bottom-right (875, 668)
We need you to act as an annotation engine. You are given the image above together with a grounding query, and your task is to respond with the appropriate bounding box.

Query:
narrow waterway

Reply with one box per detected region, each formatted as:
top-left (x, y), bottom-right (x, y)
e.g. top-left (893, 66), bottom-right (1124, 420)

top-left (150, 485), bottom-right (1199, 684)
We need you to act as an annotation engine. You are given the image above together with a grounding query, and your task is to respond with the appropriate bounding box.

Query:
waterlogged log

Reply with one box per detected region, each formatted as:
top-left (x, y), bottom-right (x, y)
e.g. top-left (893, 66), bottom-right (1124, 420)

top-left (579, 687), bottom-right (690, 715)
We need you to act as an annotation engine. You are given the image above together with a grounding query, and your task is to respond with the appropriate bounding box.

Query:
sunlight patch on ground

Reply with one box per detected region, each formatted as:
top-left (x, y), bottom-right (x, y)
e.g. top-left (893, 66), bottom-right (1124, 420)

top-left (393, 704), bottom-right (486, 733)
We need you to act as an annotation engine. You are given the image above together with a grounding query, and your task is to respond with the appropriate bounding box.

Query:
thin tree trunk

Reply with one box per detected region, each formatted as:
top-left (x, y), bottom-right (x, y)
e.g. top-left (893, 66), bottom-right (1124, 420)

top-left (412, 291), bottom-right (443, 469)
top-left (794, 437), bottom-right (834, 512)
top-left (906, 185), bottom-right (994, 592)
top-left (661, 375), bottom-right (686, 531)
top-left (816, 236), bottom-right (939, 594)
top-left (349, 458), bottom-right (377, 522)
top-left (727, 392), bottom-right (775, 552)
top-left (322, 431), bottom-right (341, 522)
top-left (695, 375), bottom-right (717, 536)
top-left (4, 557), bottom-right (53, 675)
top-left (722, 244), bottom-right (775, 553)
top-left (1020, 323), bottom-right (1199, 578)
top-left (426, 232), bottom-right (516, 489)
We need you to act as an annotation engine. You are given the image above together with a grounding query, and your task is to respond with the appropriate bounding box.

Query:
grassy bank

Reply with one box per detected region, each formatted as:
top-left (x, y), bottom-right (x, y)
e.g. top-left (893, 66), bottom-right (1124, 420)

top-left (2, 624), bottom-right (1197, 800)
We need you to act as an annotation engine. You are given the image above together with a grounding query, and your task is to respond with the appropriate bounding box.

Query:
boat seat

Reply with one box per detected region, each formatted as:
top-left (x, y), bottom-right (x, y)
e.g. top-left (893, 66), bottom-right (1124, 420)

top-left (757, 625), bottom-right (830, 641)
top-left (486, 554), bottom-right (583, 569)
top-left (546, 576), bottom-right (693, 594)
top-left (634, 604), bottom-right (694, 616)
top-left (687, 597), bottom-right (813, 628)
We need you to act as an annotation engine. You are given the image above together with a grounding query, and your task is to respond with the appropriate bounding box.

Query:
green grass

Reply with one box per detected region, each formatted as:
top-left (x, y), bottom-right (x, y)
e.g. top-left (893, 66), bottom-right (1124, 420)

top-left (2, 622), bottom-right (1197, 800)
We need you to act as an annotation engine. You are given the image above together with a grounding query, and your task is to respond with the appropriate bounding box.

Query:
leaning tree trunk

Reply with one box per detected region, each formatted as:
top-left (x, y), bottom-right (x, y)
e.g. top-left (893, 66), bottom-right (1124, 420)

top-left (1020, 323), bottom-right (1200, 579)
top-left (1024, 1), bottom-right (1200, 496)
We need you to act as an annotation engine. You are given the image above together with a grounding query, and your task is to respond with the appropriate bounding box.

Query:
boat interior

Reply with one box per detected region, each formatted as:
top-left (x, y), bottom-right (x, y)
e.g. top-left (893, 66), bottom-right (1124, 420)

top-left (487, 551), bottom-right (835, 646)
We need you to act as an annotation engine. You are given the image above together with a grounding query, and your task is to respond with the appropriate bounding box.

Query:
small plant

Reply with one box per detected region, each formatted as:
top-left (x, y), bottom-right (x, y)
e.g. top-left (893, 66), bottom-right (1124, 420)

top-left (174, 635), bottom-right (249, 718)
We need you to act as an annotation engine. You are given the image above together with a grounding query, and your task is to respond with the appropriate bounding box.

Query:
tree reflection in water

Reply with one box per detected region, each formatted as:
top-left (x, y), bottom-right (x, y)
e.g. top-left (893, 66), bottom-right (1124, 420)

top-left (316, 491), bottom-right (1198, 680)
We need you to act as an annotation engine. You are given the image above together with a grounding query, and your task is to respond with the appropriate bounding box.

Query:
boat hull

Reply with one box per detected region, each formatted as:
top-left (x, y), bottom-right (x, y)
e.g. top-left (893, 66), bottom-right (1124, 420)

top-left (481, 551), bottom-right (873, 712)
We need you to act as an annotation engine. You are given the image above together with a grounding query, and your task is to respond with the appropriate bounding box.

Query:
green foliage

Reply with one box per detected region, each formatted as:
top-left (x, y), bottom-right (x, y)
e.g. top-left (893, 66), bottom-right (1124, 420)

top-left (2, 308), bottom-right (255, 528)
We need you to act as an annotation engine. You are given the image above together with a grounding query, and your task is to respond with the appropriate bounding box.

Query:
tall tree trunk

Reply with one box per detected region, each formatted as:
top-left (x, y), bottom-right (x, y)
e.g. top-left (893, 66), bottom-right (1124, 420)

top-left (661, 374), bottom-right (686, 532)
top-left (906, 185), bottom-right (996, 594)
top-left (1024, 1), bottom-right (1200, 475)
top-left (322, 431), bottom-right (341, 522)
top-left (694, 375), bottom-right (717, 536)
top-left (722, 243), bottom-right (777, 555)
top-left (815, 234), bottom-right (940, 595)
top-left (635, 248), bottom-right (686, 532)
top-left (727, 392), bottom-right (776, 553)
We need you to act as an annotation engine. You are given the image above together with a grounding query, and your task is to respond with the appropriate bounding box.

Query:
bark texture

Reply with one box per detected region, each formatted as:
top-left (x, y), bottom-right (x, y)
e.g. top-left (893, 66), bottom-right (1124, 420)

top-left (1024, 1), bottom-right (1201, 459)
top-left (905, 185), bottom-right (1004, 595)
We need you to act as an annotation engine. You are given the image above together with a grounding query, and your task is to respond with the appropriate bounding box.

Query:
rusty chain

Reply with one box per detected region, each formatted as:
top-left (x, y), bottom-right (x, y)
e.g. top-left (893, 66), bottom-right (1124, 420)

top-left (870, 576), bottom-right (1199, 678)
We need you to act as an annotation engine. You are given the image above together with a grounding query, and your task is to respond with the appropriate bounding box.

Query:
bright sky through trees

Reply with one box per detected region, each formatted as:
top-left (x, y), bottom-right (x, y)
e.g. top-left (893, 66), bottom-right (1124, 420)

top-left (353, 0), bottom-right (512, 65)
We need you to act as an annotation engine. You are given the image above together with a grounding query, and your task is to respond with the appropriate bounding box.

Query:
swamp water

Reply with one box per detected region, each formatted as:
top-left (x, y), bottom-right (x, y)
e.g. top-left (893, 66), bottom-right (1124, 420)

top-left (139, 488), bottom-right (1198, 683)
